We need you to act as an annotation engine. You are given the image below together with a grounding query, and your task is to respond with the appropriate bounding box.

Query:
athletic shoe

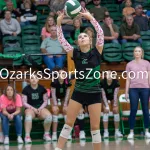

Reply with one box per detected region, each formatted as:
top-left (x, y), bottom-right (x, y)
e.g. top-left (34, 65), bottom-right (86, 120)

top-left (145, 132), bottom-right (150, 138)
top-left (24, 136), bottom-right (32, 143)
top-left (68, 135), bottom-right (72, 140)
top-left (52, 134), bottom-right (57, 141)
top-left (115, 131), bottom-right (123, 138)
top-left (103, 131), bottom-right (109, 138)
top-left (17, 136), bottom-right (24, 144)
top-left (43, 134), bottom-right (51, 141)
top-left (3, 137), bottom-right (9, 145)
top-left (79, 131), bottom-right (86, 139)
top-left (127, 133), bottom-right (134, 139)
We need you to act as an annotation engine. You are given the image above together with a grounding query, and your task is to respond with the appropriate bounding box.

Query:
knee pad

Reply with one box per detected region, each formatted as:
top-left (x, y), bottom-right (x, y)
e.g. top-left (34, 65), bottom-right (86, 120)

top-left (52, 115), bottom-right (58, 123)
top-left (60, 124), bottom-right (72, 139)
top-left (114, 114), bottom-right (120, 122)
top-left (77, 113), bottom-right (84, 120)
top-left (91, 130), bottom-right (101, 143)
top-left (103, 113), bottom-right (109, 122)
top-left (44, 115), bottom-right (52, 124)
top-left (25, 115), bottom-right (32, 122)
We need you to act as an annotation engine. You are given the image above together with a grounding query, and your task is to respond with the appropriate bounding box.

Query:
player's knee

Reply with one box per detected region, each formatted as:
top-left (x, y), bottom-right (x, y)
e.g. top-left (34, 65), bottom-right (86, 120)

top-left (114, 114), bottom-right (120, 122)
top-left (91, 124), bottom-right (100, 131)
top-left (52, 115), bottom-right (58, 123)
top-left (103, 113), bottom-right (109, 122)
top-left (44, 115), bottom-right (52, 124)
top-left (25, 115), bottom-right (32, 122)
top-left (91, 130), bottom-right (101, 143)
top-left (66, 119), bottom-right (74, 127)
top-left (60, 124), bottom-right (73, 139)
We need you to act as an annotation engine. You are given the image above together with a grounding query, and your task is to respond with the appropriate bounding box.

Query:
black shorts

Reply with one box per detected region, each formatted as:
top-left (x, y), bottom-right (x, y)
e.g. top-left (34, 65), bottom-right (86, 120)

top-left (71, 90), bottom-right (102, 107)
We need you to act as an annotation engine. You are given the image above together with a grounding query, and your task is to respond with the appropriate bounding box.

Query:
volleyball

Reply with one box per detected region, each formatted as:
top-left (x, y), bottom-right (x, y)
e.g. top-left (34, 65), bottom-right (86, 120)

top-left (64, 0), bottom-right (82, 18)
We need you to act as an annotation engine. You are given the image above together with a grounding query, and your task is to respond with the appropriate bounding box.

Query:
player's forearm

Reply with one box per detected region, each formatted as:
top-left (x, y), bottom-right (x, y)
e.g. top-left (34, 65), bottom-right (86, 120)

top-left (22, 95), bottom-right (34, 109)
top-left (64, 88), bottom-right (70, 107)
top-left (102, 89), bottom-right (109, 108)
top-left (113, 87), bottom-right (119, 106)
top-left (51, 88), bottom-right (58, 106)
top-left (57, 25), bottom-right (73, 52)
top-left (39, 93), bottom-right (48, 110)
top-left (90, 18), bottom-right (104, 46)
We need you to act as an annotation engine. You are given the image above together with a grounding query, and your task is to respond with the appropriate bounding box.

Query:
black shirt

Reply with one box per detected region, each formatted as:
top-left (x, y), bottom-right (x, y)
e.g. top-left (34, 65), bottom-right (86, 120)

top-left (72, 47), bottom-right (101, 93)
top-left (51, 79), bottom-right (72, 99)
top-left (22, 84), bottom-right (47, 108)
top-left (101, 78), bottom-right (120, 100)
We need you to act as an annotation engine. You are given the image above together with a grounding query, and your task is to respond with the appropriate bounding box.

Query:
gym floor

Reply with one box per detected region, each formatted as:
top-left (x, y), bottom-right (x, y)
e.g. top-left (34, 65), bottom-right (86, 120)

top-left (1, 137), bottom-right (150, 150)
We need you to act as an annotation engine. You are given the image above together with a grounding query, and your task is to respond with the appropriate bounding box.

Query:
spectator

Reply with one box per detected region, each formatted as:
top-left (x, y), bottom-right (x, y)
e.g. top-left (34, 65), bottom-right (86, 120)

top-left (0, 103), bottom-right (3, 144)
top-left (51, 68), bottom-right (72, 141)
top-left (20, 2), bottom-right (37, 27)
top-left (134, 5), bottom-right (149, 31)
top-left (84, 27), bottom-right (96, 48)
top-left (102, 16), bottom-right (119, 44)
top-left (22, 75), bottom-right (52, 143)
top-left (0, 10), bottom-right (21, 36)
top-left (122, 0), bottom-right (135, 16)
top-left (120, 15), bottom-right (142, 44)
top-left (41, 16), bottom-right (55, 41)
top-left (0, 85), bottom-right (23, 144)
top-left (18, 0), bottom-right (36, 13)
top-left (68, 17), bottom-right (84, 45)
top-left (0, 0), bottom-right (17, 11)
top-left (61, 14), bottom-right (74, 35)
top-left (34, 0), bottom-right (50, 6)
top-left (89, 0), bottom-right (108, 22)
top-left (41, 26), bottom-right (66, 71)
top-left (0, 1), bottom-right (20, 21)
top-left (101, 70), bottom-right (123, 138)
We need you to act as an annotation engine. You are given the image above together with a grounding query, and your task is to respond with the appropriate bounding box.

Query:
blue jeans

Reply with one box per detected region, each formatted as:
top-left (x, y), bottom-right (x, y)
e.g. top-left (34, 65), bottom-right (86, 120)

top-left (121, 38), bottom-right (142, 44)
top-left (1, 114), bottom-right (22, 136)
top-left (43, 55), bottom-right (65, 71)
top-left (20, 21), bottom-right (30, 27)
top-left (129, 88), bottom-right (149, 129)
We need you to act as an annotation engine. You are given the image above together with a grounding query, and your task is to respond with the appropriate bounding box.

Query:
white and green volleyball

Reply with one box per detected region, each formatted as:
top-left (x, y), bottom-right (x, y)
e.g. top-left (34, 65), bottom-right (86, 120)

top-left (65, 0), bottom-right (81, 18)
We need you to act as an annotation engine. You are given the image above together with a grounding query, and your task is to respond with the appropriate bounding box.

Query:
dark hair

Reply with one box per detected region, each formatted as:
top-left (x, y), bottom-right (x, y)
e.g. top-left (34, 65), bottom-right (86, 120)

top-left (104, 15), bottom-right (111, 20)
top-left (4, 84), bottom-right (16, 102)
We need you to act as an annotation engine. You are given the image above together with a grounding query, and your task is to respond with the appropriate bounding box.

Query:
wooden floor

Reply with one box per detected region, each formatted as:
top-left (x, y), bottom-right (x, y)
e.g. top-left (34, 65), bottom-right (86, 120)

top-left (1, 138), bottom-right (150, 150)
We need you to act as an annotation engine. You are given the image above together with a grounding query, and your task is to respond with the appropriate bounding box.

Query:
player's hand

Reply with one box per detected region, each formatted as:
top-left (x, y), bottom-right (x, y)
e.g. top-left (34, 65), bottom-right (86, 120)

top-left (113, 106), bottom-right (118, 114)
top-left (33, 108), bottom-right (38, 114)
top-left (104, 106), bottom-right (109, 114)
top-left (52, 106), bottom-right (59, 114)
top-left (37, 109), bottom-right (42, 116)
top-left (79, 8), bottom-right (93, 21)
top-left (63, 106), bottom-right (68, 114)
top-left (57, 10), bottom-right (65, 26)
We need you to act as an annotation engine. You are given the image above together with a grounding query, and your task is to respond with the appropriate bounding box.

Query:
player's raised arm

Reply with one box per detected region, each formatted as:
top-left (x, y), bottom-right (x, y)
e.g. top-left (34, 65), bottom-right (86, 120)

top-left (80, 8), bottom-right (104, 54)
top-left (57, 11), bottom-right (74, 54)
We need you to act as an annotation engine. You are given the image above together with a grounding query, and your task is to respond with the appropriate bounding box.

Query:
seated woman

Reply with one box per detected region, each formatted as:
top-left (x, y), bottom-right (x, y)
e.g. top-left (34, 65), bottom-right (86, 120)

top-left (101, 70), bottom-right (123, 138)
top-left (20, 2), bottom-right (37, 26)
top-left (0, 85), bottom-right (23, 144)
top-left (22, 75), bottom-right (52, 143)
top-left (51, 68), bottom-right (72, 141)
top-left (84, 27), bottom-right (96, 49)
top-left (41, 16), bottom-right (56, 40)
top-left (68, 17), bottom-right (84, 45)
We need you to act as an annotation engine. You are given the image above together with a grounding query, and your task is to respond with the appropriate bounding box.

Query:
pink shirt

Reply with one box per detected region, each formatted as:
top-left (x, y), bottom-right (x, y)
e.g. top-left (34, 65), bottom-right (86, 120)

top-left (41, 27), bottom-right (51, 38)
top-left (126, 59), bottom-right (150, 88)
top-left (0, 94), bottom-right (22, 111)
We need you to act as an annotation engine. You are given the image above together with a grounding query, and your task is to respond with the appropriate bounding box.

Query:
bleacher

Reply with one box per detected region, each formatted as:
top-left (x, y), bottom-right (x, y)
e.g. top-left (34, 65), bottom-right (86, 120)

top-left (0, 0), bottom-right (150, 141)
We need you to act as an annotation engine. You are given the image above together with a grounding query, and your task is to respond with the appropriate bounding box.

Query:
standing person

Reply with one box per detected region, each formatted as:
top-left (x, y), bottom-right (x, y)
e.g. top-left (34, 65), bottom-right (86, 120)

top-left (22, 75), bottom-right (52, 143)
top-left (125, 46), bottom-right (150, 139)
top-left (51, 68), bottom-right (72, 141)
top-left (0, 85), bottom-right (23, 144)
top-left (55, 8), bottom-right (104, 150)
top-left (101, 70), bottom-right (123, 138)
